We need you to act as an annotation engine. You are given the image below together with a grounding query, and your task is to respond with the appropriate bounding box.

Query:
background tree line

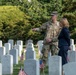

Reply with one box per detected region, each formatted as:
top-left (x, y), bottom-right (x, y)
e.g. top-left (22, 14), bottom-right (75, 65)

top-left (0, 0), bottom-right (76, 44)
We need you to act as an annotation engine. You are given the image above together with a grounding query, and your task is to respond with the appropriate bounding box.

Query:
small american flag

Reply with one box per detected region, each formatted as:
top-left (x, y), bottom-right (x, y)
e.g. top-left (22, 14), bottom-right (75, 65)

top-left (18, 67), bottom-right (28, 75)
top-left (40, 59), bottom-right (44, 69)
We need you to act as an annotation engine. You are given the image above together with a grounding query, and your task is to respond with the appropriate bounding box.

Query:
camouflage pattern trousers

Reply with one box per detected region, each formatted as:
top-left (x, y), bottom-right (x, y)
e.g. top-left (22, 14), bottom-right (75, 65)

top-left (41, 44), bottom-right (58, 63)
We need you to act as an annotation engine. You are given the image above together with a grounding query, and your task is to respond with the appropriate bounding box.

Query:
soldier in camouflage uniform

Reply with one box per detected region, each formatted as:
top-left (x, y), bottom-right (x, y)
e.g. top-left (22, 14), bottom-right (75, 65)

top-left (32, 11), bottom-right (61, 62)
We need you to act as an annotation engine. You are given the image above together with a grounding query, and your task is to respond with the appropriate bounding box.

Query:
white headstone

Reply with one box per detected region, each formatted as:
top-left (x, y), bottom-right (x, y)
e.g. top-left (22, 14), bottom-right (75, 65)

top-left (4, 43), bottom-right (11, 54)
top-left (10, 49), bottom-right (18, 64)
top-left (24, 42), bottom-right (40, 75)
top-left (70, 39), bottom-right (74, 45)
top-left (70, 39), bottom-right (75, 51)
top-left (0, 47), bottom-right (6, 62)
top-left (26, 43), bottom-right (36, 59)
top-left (14, 45), bottom-right (21, 57)
top-left (49, 56), bottom-right (62, 75)
top-left (27, 39), bottom-right (33, 44)
top-left (1, 55), bottom-right (13, 75)
top-left (17, 40), bottom-right (23, 51)
top-left (0, 63), bottom-right (2, 75)
top-left (8, 39), bottom-right (14, 49)
top-left (37, 40), bottom-right (43, 51)
top-left (47, 52), bottom-right (51, 66)
top-left (24, 59), bottom-right (40, 75)
top-left (70, 45), bottom-right (76, 51)
top-left (68, 50), bottom-right (76, 62)
top-left (63, 62), bottom-right (76, 75)
top-left (26, 43), bottom-right (34, 50)
top-left (0, 40), bottom-right (2, 47)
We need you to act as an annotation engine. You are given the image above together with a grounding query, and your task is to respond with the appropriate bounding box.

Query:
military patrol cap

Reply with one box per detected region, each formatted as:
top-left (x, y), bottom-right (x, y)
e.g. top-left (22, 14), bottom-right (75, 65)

top-left (51, 11), bottom-right (58, 16)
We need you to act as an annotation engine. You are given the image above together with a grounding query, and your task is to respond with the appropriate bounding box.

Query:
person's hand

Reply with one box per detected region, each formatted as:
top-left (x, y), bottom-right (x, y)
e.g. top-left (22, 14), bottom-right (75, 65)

top-left (32, 28), bottom-right (36, 31)
top-left (46, 38), bottom-right (52, 43)
top-left (32, 28), bottom-right (39, 31)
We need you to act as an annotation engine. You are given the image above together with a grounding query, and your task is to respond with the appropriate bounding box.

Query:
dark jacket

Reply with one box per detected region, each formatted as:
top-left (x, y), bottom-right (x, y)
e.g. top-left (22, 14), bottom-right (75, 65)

top-left (58, 27), bottom-right (70, 47)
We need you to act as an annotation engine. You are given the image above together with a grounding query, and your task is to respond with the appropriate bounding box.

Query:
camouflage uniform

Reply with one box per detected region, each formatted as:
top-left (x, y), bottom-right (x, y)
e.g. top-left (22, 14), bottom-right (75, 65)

top-left (39, 20), bottom-right (61, 61)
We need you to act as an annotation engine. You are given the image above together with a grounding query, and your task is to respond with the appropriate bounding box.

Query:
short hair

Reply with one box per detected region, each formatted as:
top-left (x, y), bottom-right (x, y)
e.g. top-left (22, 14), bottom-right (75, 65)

top-left (60, 18), bottom-right (69, 28)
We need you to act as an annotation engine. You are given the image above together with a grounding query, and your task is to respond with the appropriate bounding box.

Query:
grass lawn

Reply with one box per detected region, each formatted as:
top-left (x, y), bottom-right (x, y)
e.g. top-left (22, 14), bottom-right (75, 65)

top-left (13, 62), bottom-right (48, 75)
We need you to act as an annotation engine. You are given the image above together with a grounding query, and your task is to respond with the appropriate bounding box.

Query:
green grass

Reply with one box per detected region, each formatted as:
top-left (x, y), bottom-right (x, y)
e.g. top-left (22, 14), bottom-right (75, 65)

top-left (13, 60), bottom-right (24, 75)
top-left (13, 63), bottom-right (48, 75)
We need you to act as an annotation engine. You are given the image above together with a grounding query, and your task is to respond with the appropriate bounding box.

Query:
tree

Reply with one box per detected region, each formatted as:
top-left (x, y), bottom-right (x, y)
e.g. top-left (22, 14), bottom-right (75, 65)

top-left (0, 6), bottom-right (30, 42)
top-left (62, 0), bottom-right (76, 42)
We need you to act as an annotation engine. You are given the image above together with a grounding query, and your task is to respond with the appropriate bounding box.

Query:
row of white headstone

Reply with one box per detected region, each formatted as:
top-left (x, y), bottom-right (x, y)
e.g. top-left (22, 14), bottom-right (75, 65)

top-left (24, 41), bottom-right (62, 75)
top-left (48, 51), bottom-right (76, 75)
top-left (0, 38), bottom-right (76, 75)
top-left (48, 39), bottom-right (76, 75)
top-left (0, 40), bottom-right (23, 75)
top-left (24, 40), bottom-right (40, 75)
top-left (37, 39), bottom-right (76, 55)
top-left (24, 39), bottom-right (76, 75)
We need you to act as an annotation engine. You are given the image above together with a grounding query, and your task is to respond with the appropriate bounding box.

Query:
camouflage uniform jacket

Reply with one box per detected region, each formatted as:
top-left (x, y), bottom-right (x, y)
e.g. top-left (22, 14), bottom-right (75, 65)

top-left (39, 20), bottom-right (61, 46)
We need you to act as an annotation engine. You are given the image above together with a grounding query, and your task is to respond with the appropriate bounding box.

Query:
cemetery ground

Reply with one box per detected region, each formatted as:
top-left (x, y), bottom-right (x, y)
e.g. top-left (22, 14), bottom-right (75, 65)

top-left (1, 39), bottom-right (76, 75)
top-left (13, 45), bottom-right (48, 75)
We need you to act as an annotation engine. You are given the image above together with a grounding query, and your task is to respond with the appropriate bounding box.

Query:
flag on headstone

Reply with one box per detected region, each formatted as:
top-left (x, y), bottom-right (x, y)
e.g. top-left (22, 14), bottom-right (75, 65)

top-left (40, 59), bottom-right (44, 69)
top-left (18, 67), bottom-right (28, 75)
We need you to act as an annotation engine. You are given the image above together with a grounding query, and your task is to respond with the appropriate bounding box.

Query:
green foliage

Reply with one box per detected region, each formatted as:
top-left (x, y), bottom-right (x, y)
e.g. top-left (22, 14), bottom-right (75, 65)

top-left (0, 6), bottom-right (30, 42)
top-left (0, 0), bottom-right (22, 5)
top-left (0, 0), bottom-right (76, 43)
top-left (62, 0), bottom-right (76, 12)
top-left (62, 0), bottom-right (76, 41)
top-left (22, 0), bottom-right (49, 20)
top-left (19, 0), bottom-right (49, 43)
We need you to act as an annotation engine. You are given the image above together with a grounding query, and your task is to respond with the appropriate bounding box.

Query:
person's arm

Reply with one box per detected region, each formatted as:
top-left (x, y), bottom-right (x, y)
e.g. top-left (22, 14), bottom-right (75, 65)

top-left (32, 28), bottom-right (40, 31)
top-left (32, 22), bottom-right (47, 32)
top-left (39, 22), bottom-right (48, 31)
top-left (63, 28), bottom-right (70, 46)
